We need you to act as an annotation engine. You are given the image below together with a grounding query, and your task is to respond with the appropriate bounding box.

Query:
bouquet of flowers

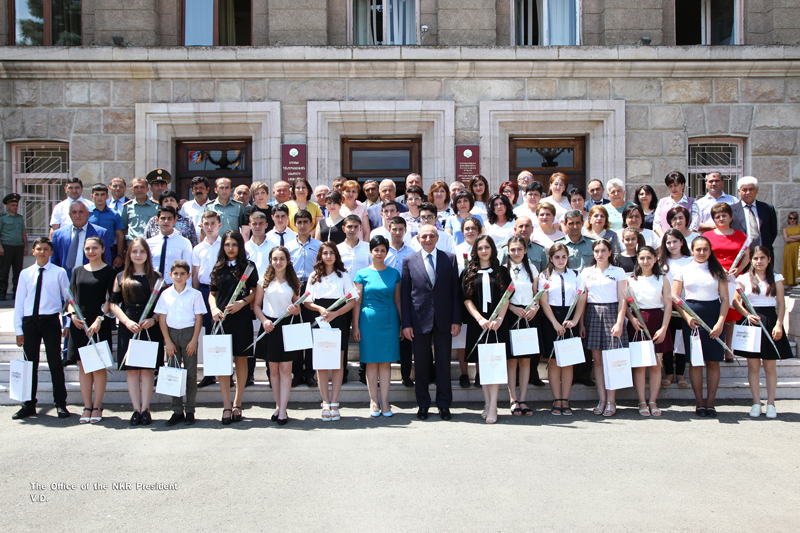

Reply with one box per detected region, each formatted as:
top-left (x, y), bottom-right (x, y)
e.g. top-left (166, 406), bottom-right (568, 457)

top-left (728, 236), bottom-right (753, 280)
top-left (462, 253), bottom-right (469, 271)
top-left (467, 284), bottom-right (515, 358)
top-left (736, 287), bottom-right (781, 360)
top-left (511, 282), bottom-right (549, 329)
top-left (247, 291), bottom-right (312, 351)
top-left (670, 294), bottom-right (735, 357)
top-left (212, 263), bottom-right (255, 334)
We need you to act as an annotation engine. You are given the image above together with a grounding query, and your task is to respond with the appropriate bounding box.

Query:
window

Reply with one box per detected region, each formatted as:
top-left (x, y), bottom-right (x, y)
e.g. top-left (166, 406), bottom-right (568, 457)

top-left (687, 138), bottom-right (743, 198)
top-left (11, 143), bottom-right (70, 237)
top-left (182, 0), bottom-right (251, 46)
top-left (513, 0), bottom-right (580, 46)
top-left (9, 0), bottom-right (81, 46)
top-left (509, 137), bottom-right (585, 190)
top-left (675, 0), bottom-right (742, 45)
top-left (341, 139), bottom-right (421, 198)
top-left (351, 0), bottom-right (419, 45)
top-left (176, 141), bottom-right (252, 199)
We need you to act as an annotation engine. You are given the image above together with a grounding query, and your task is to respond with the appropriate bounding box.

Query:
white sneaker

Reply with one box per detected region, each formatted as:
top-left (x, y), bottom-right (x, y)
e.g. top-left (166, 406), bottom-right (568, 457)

top-left (748, 404), bottom-right (762, 417)
top-left (766, 405), bottom-right (777, 419)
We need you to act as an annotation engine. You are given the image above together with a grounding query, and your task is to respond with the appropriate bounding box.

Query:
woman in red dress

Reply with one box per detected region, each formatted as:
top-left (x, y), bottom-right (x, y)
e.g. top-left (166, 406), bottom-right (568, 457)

top-left (702, 202), bottom-right (750, 361)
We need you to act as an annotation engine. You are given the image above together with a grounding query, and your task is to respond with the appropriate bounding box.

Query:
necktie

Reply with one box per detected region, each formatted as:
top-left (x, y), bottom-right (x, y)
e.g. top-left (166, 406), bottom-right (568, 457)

top-left (32, 267), bottom-right (44, 316)
top-left (745, 204), bottom-right (760, 244)
top-left (278, 232), bottom-right (285, 246)
top-left (66, 227), bottom-right (83, 270)
top-left (478, 268), bottom-right (493, 312)
top-left (159, 235), bottom-right (168, 275)
top-left (559, 273), bottom-right (565, 306)
top-left (425, 253), bottom-right (436, 286)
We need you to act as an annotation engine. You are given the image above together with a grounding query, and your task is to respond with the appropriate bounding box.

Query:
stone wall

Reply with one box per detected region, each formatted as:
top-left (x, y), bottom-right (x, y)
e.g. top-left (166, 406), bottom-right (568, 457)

top-left (772, 1), bottom-right (800, 45)
top-left (438, 0), bottom-right (496, 46)
top-left (95, 1), bottom-right (160, 47)
top-left (269, 0), bottom-right (328, 45)
top-left (600, 0), bottom-right (664, 46)
top-left (421, 0), bottom-right (438, 45)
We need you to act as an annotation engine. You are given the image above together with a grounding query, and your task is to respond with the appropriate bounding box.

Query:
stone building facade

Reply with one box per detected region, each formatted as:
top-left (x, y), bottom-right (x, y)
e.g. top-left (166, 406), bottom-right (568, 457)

top-left (2, 1), bottom-right (800, 268)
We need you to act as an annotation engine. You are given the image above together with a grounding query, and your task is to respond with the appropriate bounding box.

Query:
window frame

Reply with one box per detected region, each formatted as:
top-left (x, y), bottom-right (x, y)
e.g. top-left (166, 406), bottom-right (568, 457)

top-left (180, 0), bottom-right (253, 46)
top-left (8, 0), bottom-right (82, 46)
top-left (11, 142), bottom-right (71, 238)
top-left (508, 137), bottom-right (586, 190)
top-left (676, 0), bottom-right (743, 46)
top-left (510, 0), bottom-right (582, 46)
top-left (347, 0), bottom-right (421, 46)
top-left (687, 137), bottom-right (744, 198)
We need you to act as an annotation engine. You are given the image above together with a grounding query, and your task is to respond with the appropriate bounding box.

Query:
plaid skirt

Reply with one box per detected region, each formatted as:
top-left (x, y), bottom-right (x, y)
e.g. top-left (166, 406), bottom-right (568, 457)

top-left (584, 302), bottom-right (629, 351)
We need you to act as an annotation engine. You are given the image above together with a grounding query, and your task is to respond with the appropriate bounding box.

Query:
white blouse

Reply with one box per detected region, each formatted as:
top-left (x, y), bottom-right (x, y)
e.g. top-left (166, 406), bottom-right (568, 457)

top-left (262, 280), bottom-right (295, 318)
top-left (540, 196), bottom-right (571, 222)
top-left (736, 273), bottom-right (784, 308)
top-left (508, 262), bottom-right (539, 306)
top-left (627, 274), bottom-right (664, 310)
top-left (581, 265), bottom-right (627, 304)
top-left (485, 221), bottom-right (516, 247)
top-left (674, 260), bottom-right (720, 301)
top-left (307, 271), bottom-right (356, 301)
top-left (663, 256), bottom-right (692, 286)
top-left (616, 227), bottom-right (659, 249)
top-left (532, 227), bottom-right (566, 253)
top-left (539, 268), bottom-right (581, 307)
top-left (455, 241), bottom-right (474, 275)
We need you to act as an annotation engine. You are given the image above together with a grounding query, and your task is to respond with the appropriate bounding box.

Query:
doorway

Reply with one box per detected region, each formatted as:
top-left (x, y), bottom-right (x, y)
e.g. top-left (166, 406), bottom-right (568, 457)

top-left (509, 137), bottom-right (586, 191)
top-left (175, 140), bottom-right (253, 200)
top-left (341, 138), bottom-right (421, 199)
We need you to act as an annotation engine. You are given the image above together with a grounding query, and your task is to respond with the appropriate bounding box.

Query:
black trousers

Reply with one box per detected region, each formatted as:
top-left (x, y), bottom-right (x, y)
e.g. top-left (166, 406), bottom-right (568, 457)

top-left (0, 244), bottom-right (24, 297)
top-left (412, 328), bottom-right (453, 410)
top-left (22, 315), bottom-right (67, 408)
top-left (399, 338), bottom-right (413, 381)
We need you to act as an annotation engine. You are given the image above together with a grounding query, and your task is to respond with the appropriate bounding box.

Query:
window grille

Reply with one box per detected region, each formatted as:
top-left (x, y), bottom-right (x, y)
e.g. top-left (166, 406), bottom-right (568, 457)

top-left (11, 143), bottom-right (70, 237)
top-left (687, 138), bottom-right (743, 198)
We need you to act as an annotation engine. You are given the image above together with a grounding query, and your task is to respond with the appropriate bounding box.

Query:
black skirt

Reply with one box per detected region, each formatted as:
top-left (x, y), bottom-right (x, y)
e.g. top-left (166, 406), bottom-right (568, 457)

top-left (734, 306), bottom-right (794, 361)
top-left (311, 298), bottom-right (352, 350)
top-left (255, 316), bottom-right (304, 363)
top-left (506, 313), bottom-right (540, 360)
top-left (539, 305), bottom-right (582, 363)
top-left (67, 319), bottom-right (113, 365)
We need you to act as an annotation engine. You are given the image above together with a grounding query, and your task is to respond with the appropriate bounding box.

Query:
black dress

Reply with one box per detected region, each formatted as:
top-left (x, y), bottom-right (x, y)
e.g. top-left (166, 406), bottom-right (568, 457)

top-left (461, 265), bottom-right (512, 362)
top-left (110, 272), bottom-right (165, 370)
top-left (242, 205), bottom-right (274, 233)
top-left (210, 260), bottom-right (258, 358)
top-left (66, 265), bottom-right (115, 364)
top-left (318, 217), bottom-right (346, 244)
top-left (615, 253), bottom-right (637, 273)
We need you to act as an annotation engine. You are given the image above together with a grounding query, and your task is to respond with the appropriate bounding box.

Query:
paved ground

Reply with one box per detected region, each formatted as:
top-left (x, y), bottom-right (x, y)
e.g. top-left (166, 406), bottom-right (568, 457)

top-left (2, 401), bottom-right (798, 532)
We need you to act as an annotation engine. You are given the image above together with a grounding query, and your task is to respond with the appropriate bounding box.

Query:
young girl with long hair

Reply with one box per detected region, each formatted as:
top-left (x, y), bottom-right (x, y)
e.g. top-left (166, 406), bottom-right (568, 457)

top-left (657, 229), bottom-right (692, 388)
top-left (468, 175), bottom-right (490, 217)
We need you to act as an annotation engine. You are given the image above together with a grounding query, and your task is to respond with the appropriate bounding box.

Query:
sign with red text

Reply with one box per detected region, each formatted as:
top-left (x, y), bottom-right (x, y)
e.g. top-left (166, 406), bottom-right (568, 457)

top-left (455, 145), bottom-right (480, 184)
top-left (282, 144), bottom-right (307, 182)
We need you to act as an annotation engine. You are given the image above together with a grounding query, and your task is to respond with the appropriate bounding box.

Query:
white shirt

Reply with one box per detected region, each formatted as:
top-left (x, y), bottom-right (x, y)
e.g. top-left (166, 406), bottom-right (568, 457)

top-left (540, 196), bottom-right (571, 222)
top-left (244, 237), bottom-right (276, 280)
top-left (371, 225), bottom-right (412, 245)
top-left (512, 204), bottom-right (540, 227)
top-left (484, 221), bottom-right (516, 247)
top-left (307, 271), bottom-right (356, 301)
top-left (539, 268), bottom-right (581, 307)
top-left (580, 265), bottom-right (627, 304)
top-left (627, 274), bottom-right (665, 310)
top-left (471, 201), bottom-right (488, 218)
top-left (674, 260), bottom-right (720, 301)
top-left (192, 237), bottom-right (221, 285)
top-left (337, 240), bottom-right (372, 280)
top-left (266, 227), bottom-right (297, 247)
top-left (49, 196), bottom-right (92, 227)
top-left (409, 230), bottom-right (456, 255)
top-left (147, 232), bottom-right (193, 283)
top-left (153, 284), bottom-right (206, 329)
top-left (736, 273), bottom-right (784, 307)
top-left (617, 227), bottom-right (659, 249)
top-left (664, 256), bottom-right (692, 287)
top-left (532, 227), bottom-right (566, 253)
top-left (262, 280), bottom-right (295, 318)
top-left (14, 262), bottom-right (70, 335)
top-left (508, 262), bottom-right (539, 306)
top-left (455, 241), bottom-right (474, 274)
top-left (180, 198), bottom-right (211, 240)
top-left (696, 192), bottom-right (737, 226)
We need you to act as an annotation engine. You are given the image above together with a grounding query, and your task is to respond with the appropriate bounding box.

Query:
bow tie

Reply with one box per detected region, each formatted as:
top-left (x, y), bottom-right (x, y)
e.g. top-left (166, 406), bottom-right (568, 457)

top-left (478, 268), bottom-right (493, 313)
top-left (227, 260), bottom-right (237, 267)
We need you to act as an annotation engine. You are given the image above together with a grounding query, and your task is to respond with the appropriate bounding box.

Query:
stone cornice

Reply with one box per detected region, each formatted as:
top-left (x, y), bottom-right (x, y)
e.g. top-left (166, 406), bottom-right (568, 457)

top-left (1, 45), bottom-right (800, 79)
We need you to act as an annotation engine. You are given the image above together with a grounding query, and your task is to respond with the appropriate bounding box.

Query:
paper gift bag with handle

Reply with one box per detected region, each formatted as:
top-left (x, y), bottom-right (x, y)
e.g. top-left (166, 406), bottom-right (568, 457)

top-left (125, 330), bottom-right (159, 369)
top-left (689, 329), bottom-right (705, 367)
top-left (79, 337), bottom-right (114, 373)
top-left (451, 324), bottom-right (468, 349)
top-left (673, 329), bottom-right (685, 355)
top-left (283, 314), bottom-right (314, 352)
top-left (9, 349), bottom-right (33, 402)
top-left (602, 338), bottom-right (633, 390)
top-left (554, 333), bottom-right (585, 367)
top-left (477, 332), bottom-right (508, 385)
top-left (509, 321), bottom-right (540, 357)
top-left (629, 330), bottom-right (657, 368)
top-left (202, 332), bottom-right (233, 376)
top-left (731, 321), bottom-right (761, 353)
top-left (155, 356), bottom-right (187, 398)
top-left (313, 328), bottom-right (341, 370)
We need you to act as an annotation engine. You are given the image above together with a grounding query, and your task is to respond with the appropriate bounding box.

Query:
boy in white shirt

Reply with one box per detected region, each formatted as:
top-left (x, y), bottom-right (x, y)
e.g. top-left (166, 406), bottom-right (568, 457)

top-left (337, 214), bottom-right (371, 279)
top-left (147, 206), bottom-right (193, 283)
top-left (266, 204), bottom-right (297, 247)
top-left (155, 260), bottom-right (206, 427)
top-left (244, 211), bottom-right (275, 279)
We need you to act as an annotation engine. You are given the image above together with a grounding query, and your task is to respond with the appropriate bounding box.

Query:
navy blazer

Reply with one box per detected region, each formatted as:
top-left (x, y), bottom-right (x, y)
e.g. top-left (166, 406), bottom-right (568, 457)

top-left (50, 223), bottom-right (114, 279)
top-left (401, 248), bottom-right (461, 335)
top-left (367, 201), bottom-right (409, 231)
top-left (729, 200), bottom-right (778, 252)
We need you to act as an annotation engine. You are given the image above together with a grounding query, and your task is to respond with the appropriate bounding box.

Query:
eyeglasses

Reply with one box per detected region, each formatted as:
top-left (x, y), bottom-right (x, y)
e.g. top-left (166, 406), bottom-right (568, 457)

top-left (420, 214), bottom-right (436, 221)
top-left (790, 217), bottom-right (798, 221)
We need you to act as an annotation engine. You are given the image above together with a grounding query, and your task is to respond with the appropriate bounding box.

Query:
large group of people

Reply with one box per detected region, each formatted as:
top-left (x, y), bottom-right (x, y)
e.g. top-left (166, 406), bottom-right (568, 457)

top-left (7, 167), bottom-right (796, 426)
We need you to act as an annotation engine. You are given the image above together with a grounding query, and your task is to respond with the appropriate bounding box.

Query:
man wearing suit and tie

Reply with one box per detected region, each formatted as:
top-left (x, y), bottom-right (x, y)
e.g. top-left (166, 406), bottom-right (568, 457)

top-left (729, 176), bottom-right (778, 258)
top-left (401, 224), bottom-right (461, 421)
top-left (50, 202), bottom-right (113, 279)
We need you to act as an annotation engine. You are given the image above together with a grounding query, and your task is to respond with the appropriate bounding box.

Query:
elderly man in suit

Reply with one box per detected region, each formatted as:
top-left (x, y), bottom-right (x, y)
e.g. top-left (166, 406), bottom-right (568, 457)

top-left (401, 224), bottom-right (461, 421)
top-left (367, 179), bottom-right (409, 231)
top-left (729, 176), bottom-right (778, 257)
top-left (51, 202), bottom-right (113, 279)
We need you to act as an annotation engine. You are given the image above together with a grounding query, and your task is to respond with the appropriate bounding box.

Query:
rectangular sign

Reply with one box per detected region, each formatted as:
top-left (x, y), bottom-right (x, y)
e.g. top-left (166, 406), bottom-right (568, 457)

top-left (455, 145), bottom-right (480, 184)
top-left (282, 144), bottom-right (307, 182)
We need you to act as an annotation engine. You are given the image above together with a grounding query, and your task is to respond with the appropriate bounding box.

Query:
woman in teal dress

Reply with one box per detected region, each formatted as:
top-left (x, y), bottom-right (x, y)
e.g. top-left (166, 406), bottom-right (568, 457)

top-left (352, 235), bottom-right (402, 417)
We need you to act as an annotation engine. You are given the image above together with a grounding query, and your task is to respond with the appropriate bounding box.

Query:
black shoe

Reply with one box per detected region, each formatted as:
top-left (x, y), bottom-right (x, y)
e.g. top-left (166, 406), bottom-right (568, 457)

top-left (439, 408), bottom-right (452, 421)
top-left (245, 377), bottom-right (255, 388)
top-left (184, 413), bottom-right (196, 425)
top-left (402, 377), bottom-right (414, 388)
top-left (304, 375), bottom-right (318, 388)
top-left (61, 359), bottom-right (70, 367)
top-left (130, 411), bottom-right (141, 426)
top-left (198, 376), bottom-right (216, 388)
top-left (276, 417), bottom-right (289, 426)
top-left (580, 378), bottom-right (596, 387)
top-left (221, 409), bottom-right (232, 425)
top-left (141, 409), bottom-right (152, 425)
top-left (530, 376), bottom-right (545, 387)
top-left (474, 373), bottom-right (481, 388)
top-left (165, 412), bottom-right (184, 426)
top-left (56, 405), bottom-right (70, 418)
top-left (232, 406), bottom-right (243, 423)
top-left (459, 374), bottom-right (470, 389)
top-left (291, 375), bottom-right (303, 387)
top-left (416, 407), bottom-right (429, 420)
top-left (271, 413), bottom-right (279, 422)
top-left (12, 405), bottom-right (35, 420)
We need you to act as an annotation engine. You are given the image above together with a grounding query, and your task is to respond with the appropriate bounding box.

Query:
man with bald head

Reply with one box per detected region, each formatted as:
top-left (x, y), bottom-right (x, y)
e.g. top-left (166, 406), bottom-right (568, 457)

top-left (401, 224), bottom-right (461, 421)
top-left (272, 181), bottom-right (292, 206)
top-left (51, 202), bottom-right (113, 279)
top-left (498, 216), bottom-right (547, 273)
top-left (367, 179), bottom-right (408, 230)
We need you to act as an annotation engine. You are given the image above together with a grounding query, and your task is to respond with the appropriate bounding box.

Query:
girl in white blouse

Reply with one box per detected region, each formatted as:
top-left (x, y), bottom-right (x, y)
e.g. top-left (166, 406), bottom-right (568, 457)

top-left (539, 243), bottom-right (586, 416)
top-left (505, 237), bottom-right (540, 417)
top-left (626, 246), bottom-right (673, 417)
top-left (672, 236), bottom-right (729, 418)
top-left (731, 246), bottom-right (794, 419)
top-left (253, 246), bottom-right (302, 425)
top-left (303, 242), bottom-right (357, 421)
top-left (579, 239), bottom-right (629, 417)
top-left (657, 229), bottom-right (692, 388)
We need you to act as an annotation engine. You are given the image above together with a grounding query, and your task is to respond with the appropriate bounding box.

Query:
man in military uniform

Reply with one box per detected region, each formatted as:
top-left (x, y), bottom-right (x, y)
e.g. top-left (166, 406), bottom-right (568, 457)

top-left (0, 193), bottom-right (28, 301)
top-left (121, 176), bottom-right (159, 243)
top-left (148, 168), bottom-right (171, 201)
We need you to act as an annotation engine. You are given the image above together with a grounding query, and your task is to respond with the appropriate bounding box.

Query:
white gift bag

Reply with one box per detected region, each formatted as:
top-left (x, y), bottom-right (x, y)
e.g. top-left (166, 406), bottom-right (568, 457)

top-left (79, 338), bottom-right (114, 373)
top-left (283, 315), bottom-right (314, 352)
top-left (313, 328), bottom-right (341, 370)
top-left (629, 332), bottom-right (657, 368)
top-left (689, 329), bottom-right (705, 367)
top-left (9, 356), bottom-right (33, 402)
top-left (451, 324), bottom-right (468, 349)
top-left (509, 324), bottom-right (540, 357)
top-left (155, 357), bottom-right (187, 397)
top-left (731, 323), bottom-right (761, 353)
top-left (673, 329), bottom-right (685, 355)
top-left (477, 332), bottom-right (508, 385)
top-left (554, 335), bottom-right (585, 368)
top-left (203, 334), bottom-right (233, 376)
top-left (602, 339), bottom-right (633, 390)
top-left (125, 331), bottom-right (159, 369)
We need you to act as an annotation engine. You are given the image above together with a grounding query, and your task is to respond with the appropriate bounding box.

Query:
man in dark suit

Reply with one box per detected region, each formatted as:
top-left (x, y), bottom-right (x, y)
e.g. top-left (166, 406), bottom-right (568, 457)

top-left (729, 176), bottom-right (778, 257)
top-left (50, 202), bottom-right (113, 279)
top-left (401, 224), bottom-right (461, 421)
top-left (367, 179), bottom-right (409, 231)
